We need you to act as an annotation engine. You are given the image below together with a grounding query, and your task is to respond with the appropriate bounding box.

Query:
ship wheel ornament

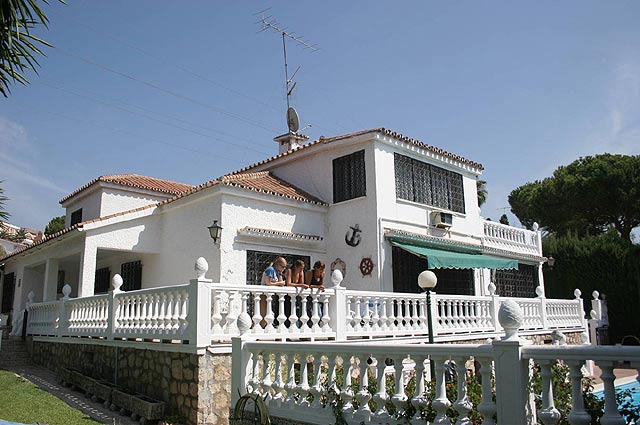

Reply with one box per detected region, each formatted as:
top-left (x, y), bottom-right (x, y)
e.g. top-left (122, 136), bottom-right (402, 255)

top-left (359, 257), bottom-right (374, 276)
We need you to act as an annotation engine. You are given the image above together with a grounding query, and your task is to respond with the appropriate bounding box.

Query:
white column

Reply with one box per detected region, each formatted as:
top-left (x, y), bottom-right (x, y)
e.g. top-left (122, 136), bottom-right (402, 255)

top-left (536, 262), bottom-right (546, 297)
top-left (78, 243), bottom-right (97, 298)
top-left (43, 258), bottom-right (59, 301)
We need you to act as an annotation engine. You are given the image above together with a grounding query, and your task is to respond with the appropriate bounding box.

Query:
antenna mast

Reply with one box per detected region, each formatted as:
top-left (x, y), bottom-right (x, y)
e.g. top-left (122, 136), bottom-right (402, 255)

top-left (257, 10), bottom-right (318, 113)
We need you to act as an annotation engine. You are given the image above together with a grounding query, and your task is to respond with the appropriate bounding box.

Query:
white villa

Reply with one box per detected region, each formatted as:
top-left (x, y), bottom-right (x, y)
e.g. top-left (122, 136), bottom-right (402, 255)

top-left (0, 128), bottom-right (629, 425)
top-left (2, 128), bottom-right (545, 313)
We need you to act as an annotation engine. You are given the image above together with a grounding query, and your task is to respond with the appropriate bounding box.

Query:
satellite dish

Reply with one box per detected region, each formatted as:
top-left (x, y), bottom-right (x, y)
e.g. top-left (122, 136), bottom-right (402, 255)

top-left (287, 107), bottom-right (300, 132)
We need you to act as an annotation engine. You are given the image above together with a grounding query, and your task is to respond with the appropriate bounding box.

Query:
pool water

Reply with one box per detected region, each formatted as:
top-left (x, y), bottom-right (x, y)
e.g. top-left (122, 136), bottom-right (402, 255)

top-left (595, 379), bottom-right (640, 421)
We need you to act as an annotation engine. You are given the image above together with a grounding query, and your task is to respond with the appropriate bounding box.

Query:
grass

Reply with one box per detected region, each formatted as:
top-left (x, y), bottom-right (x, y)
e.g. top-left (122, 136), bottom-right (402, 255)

top-left (0, 370), bottom-right (102, 425)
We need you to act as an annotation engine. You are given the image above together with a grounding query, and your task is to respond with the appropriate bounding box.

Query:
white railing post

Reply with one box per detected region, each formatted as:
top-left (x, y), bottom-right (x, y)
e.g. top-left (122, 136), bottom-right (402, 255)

top-left (492, 300), bottom-right (533, 425)
top-left (537, 286), bottom-right (549, 330)
top-left (231, 337), bottom-right (251, 407)
top-left (488, 282), bottom-right (499, 332)
top-left (328, 270), bottom-right (347, 341)
top-left (56, 284), bottom-right (72, 337)
top-left (106, 275), bottom-right (123, 339)
top-left (188, 257), bottom-right (213, 348)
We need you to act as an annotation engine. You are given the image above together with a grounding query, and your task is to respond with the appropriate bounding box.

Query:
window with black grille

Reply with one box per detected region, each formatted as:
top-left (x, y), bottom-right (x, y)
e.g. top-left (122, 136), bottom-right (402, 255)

top-left (70, 208), bottom-right (83, 226)
top-left (94, 267), bottom-right (111, 294)
top-left (392, 246), bottom-right (473, 295)
top-left (1, 272), bottom-right (15, 313)
top-left (495, 264), bottom-right (538, 298)
top-left (394, 153), bottom-right (465, 213)
top-left (120, 260), bottom-right (142, 291)
top-left (245, 250), bottom-right (311, 286)
top-left (333, 150), bottom-right (366, 203)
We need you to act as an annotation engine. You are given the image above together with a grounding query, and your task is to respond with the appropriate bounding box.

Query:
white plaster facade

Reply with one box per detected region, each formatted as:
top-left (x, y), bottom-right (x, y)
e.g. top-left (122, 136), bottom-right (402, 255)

top-left (0, 128), bottom-right (546, 321)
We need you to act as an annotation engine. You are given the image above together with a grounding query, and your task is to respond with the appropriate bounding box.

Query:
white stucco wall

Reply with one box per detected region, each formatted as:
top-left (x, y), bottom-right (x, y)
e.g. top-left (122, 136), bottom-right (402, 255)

top-left (99, 188), bottom-right (168, 218)
top-left (63, 190), bottom-right (102, 227)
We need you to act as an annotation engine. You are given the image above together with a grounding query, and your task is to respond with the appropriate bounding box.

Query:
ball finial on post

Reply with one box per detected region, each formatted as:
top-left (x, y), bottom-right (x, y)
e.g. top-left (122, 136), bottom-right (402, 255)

top-left (330, 269), bottom-right (343, 288)
top-left (112, 274), bottom-right (123, 292)
top-left (498, 299), bottom-right (524, 341)
top-left (195, 257), bottom-right (209, 280)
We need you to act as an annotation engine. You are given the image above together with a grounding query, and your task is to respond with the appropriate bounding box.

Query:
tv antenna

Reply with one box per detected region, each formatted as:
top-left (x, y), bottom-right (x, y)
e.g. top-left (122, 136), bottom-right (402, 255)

top-left (256, 9), bottom-right (318, 132)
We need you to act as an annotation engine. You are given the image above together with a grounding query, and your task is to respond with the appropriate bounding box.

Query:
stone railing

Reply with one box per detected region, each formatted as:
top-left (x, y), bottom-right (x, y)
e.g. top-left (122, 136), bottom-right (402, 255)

top-left (231, 300), bottom-right (640, 425)
top-left (26, 258), bottom-right (589, 349)
top-left (482, 219), bottom-right (541, 256)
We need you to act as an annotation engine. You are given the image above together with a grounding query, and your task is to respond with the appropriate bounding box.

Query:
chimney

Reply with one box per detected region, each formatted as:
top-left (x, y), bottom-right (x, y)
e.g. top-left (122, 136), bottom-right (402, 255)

top-left (273, 131), bottom-right (309, 155)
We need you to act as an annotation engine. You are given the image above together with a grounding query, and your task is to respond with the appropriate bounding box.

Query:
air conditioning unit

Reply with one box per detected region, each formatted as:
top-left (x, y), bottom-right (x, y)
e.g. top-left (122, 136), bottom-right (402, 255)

top-left (431, 211), bottom-right (453, 229)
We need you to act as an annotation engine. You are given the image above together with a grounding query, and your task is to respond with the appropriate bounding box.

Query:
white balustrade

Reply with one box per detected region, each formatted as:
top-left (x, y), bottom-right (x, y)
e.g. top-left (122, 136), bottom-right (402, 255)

top-left (26, 301), bottom-right (60, 336)
top-left (66, 295), bottom-right (110, 336)
top-left (482, 220), bottom-right (541, 256)
top-left (434, 294), bottom-right (494, 335)
top-left (545, 299), bottom-right (583, 328)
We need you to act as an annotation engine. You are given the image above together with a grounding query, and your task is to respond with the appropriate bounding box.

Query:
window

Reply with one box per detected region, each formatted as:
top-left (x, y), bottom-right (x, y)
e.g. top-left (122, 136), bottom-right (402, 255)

top-left (70, 209), bottom-right (83, 226)
top-left (245, 250), bottom-right (311, 286)
top-left (394, 153), bottom-right (465, 213)
top-left (94, 268), bottom-right (111, 294)
top-left (1, 272), bottom-right (15, 313)
top-left (333, 150), bottom-right (366, 203)
top-left (495, 264), bottom-right (538, 298)
top-left (392, 247), bottom-right (473, 295)
top-left (120, 261), bottom-right (142, 291)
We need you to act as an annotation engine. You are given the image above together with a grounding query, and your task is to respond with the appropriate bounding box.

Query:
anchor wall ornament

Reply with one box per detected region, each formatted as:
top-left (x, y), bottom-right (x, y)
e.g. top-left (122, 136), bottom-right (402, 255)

top-left (345, 224), bottom-right (362, 247)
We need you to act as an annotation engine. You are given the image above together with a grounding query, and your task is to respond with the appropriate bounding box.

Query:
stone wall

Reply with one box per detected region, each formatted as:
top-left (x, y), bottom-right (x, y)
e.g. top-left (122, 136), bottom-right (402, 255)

top-left (30, 340), bottom-right (231, 425)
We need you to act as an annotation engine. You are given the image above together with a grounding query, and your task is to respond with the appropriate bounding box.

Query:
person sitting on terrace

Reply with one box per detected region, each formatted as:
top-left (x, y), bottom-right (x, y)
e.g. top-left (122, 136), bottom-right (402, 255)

top-left (285, 259), bottom-right (308, 289)
top-left (305, 261), bottom-right (325, 291)
top-left (262, 257), bottom-right (287, 286)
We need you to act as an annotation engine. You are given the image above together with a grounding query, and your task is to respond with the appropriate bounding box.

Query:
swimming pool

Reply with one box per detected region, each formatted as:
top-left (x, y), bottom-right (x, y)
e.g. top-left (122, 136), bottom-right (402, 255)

top-left (595, 379), bottom-right (640, 422)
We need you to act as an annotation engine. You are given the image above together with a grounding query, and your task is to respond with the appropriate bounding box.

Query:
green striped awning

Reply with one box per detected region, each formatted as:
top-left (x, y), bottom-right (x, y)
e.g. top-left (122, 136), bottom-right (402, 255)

top-left (391, 241), bottom-right (518, 270)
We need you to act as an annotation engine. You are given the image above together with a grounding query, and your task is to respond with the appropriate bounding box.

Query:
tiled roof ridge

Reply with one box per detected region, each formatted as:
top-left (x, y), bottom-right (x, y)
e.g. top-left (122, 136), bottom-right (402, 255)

top-left (220, 171), bottom-right (327, 205)
top-left (230, 127), bottom-right (484, 175)
top-left (59, 174), bottom-right (194, 204)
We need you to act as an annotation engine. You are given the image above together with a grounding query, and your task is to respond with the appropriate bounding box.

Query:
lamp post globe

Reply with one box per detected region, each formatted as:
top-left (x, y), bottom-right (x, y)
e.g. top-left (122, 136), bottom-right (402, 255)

top-left (418, 270), bottom-right (438, 290)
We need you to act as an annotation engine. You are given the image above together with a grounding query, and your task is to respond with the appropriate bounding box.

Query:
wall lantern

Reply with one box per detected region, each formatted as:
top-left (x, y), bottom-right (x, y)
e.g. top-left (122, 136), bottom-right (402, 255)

top-left (207, 220), bottom-right (223, 244)
top-left (547, 256), bottom-right (555, 269)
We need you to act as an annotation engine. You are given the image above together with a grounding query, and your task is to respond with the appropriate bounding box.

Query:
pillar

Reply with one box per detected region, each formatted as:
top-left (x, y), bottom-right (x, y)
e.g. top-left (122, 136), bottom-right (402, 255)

top-left (43, 258), bottom-right (59, 301)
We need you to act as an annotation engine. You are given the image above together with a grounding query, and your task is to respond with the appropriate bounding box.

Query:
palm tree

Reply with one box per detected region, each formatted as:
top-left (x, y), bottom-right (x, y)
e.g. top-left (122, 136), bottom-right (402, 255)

top-left (0, 0), bottom-right (58, 96)
top-left (0, 181), bottom-right (9, 221)
top-left (476, 179), bottom-right (488, 207)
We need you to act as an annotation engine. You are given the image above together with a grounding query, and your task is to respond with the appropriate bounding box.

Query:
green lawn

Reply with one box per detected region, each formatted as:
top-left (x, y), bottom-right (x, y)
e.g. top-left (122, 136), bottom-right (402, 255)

top-left (0, 370), bottom-right (102, 425)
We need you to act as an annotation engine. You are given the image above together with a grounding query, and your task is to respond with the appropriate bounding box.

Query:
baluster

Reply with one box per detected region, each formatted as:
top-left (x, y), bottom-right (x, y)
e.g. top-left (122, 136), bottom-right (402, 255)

top-left (172, 292), bottom-right (181, 332)
top-left (370, 297), bottom-right (380, 331)
top-left (566, 361), bottom-right (591, 425)
top-left (261, 352), bottom-right (273, 404)
top-left (341, 358), bottom-right (355, 414)
top-left (445, 300), bottom-right (453, 330)
top-left (277, 294), bottom-right (287, 332)
top-left (284, 353), bottom-right (297, 407)
top-left (157, 293), bottom-right (166, 333)
top-left (402, 299), bottom-right (412, 331)
top-left (310, 293), bottom-right (320, 332)
top-left (179, 290), bottom-right (189, 332)
top-left (211, 292), bottom-right (223, 334)
top-left (385, 298), bottom-right (395, 331)
top-left (598, 362), bottom-right (626, 425)
top-left (320, 293), bottom-right (331, 333)
top-left (271, 352), bottom-right (285, 405)
top-left (132, 295), bottom-right (141, 332)
top-left (372, 355), bottom-right (389, 419)
top-left (250, 350), bottom-right (261, 394)
top-left (378, 297), bottom-right (388, 331)
top-left (354, 356), bottom-right (372, 421)
top-left (288, 294), bottom-right (299, 332)
top-left (411, 299), bottom-right (420, 331)
top-left (432, 356), bottom-right (452, 425)
top-left (327, 354), bottom-right (339, 398)
top-left (309, 353), bottom-right (324, 408)
top-left (353, 297), bottom-right (363, 332)
top-left (411, 355), bottom-right (428, 423)
top-left (264, 292), bottom-right (275, 333)
top-left (297, 353), bottom-right (311, 407)
top-left (300, 294), bottom-right (310, 332)
top-left (391, 355), bottom-right (407, 418)
top-left (538, 360), bottom-right (561, 425)
top-left (142, 294), bottom-right (150, 331)
top-left (120, 298), bottom-right (129, 331)
top-left (252, 292), bottom-right (263, 333)
top-left (362, 297), bottom-right (371, 332)
top-left (453, 357), bottom-right (472, 425)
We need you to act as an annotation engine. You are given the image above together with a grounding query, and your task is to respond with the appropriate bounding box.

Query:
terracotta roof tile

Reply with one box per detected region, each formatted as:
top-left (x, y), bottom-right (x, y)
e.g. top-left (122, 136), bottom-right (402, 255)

top-left (60, 174), bottom-right (194, 204)
top-left (231, 127), bottom-right (484, 175)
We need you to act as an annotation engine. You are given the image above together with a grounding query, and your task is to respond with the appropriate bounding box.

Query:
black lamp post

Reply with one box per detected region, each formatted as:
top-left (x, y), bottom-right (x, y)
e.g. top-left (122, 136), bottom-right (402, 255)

top-left (207, 220), bottom-right (223, 244)
top-left (418, 270), bottom-right (438, 379)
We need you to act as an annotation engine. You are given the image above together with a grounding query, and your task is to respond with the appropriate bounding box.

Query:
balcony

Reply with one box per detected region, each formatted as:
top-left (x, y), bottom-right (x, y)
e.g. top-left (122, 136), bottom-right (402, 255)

top-left (482, 219), bottom-right (542, 257)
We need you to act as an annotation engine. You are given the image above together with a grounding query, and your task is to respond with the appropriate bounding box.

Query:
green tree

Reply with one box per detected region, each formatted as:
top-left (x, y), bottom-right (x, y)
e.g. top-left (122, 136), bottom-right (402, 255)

top-left (0, 0), bottom-right (60, 96)
top-left (44, 215), bottom-right (64, 236)
top-left (509, 154), bottom-right (640, 241)
top-left (476, 179), bottom-right (487, 207)
top-left (0, 181), bottom-right (8, 220)
top-left (499, 213), bottom-right (509, 225)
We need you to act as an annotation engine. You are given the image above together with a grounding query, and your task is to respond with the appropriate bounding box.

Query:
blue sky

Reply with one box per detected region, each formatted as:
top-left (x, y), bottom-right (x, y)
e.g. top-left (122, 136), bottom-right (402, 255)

top-left (1, 1), bottom-right (639, 229)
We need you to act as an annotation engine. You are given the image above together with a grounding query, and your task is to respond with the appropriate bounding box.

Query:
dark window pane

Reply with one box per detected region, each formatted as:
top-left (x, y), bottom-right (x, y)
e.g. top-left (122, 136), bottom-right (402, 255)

top-left (1, 272), bottom-right (16, 313)
top-left (94, 267), bottom-right (111, 294)
top-left (245, 250), bottom-right (311, 286)
top-left (120, 261), bottom-right (142, 291)
top-left (333, 150), bottom-right (366, 203)
top-left (70, 209), bottom-right (83, 226)
top-left (394, 153), bottom-right (414, 201)
top-left (495, 264), bottom-right (538, 298)
top-left (430, 166), bottom-right (450, 210)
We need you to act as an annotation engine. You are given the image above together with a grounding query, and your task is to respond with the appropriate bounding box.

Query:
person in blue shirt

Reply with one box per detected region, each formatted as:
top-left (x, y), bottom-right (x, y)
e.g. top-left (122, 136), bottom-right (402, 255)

top-left (262, 257), bottom-right (286, 286)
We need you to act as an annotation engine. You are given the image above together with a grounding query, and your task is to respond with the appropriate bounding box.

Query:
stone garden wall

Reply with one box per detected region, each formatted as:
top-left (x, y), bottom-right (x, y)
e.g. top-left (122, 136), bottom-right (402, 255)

top-left (30, 340), bottom-right (231, 425)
